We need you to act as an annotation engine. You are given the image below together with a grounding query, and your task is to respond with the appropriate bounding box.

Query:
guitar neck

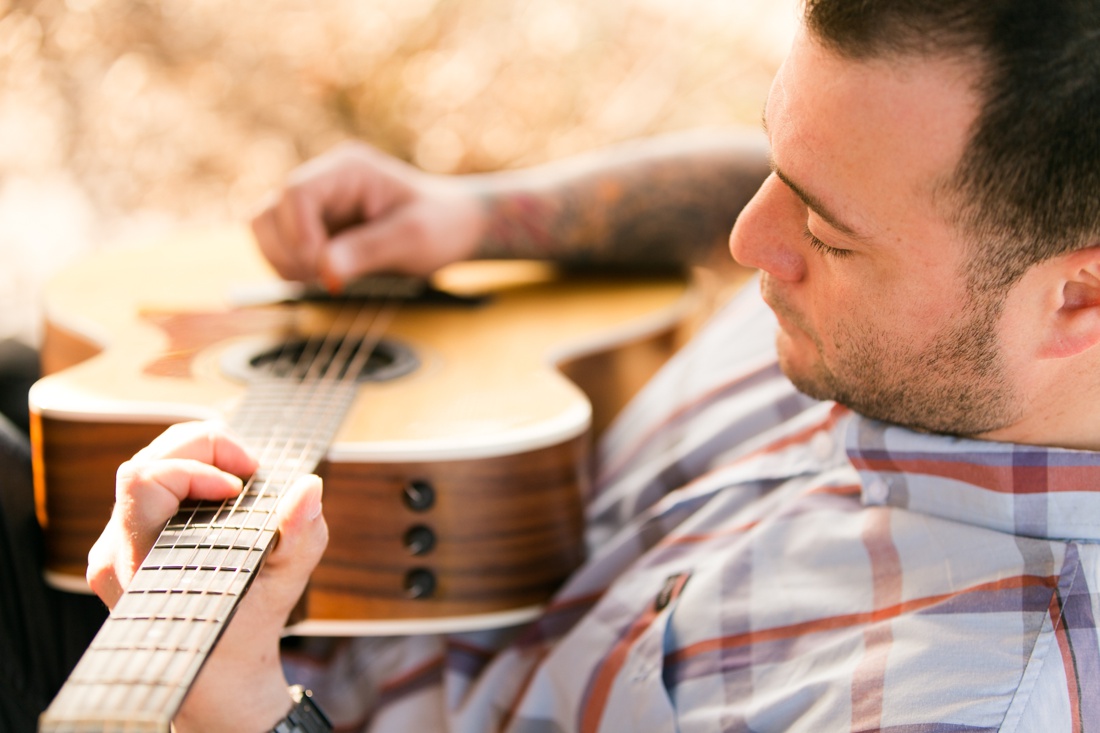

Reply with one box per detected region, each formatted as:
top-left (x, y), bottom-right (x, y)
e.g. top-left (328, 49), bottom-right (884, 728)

top-left (40, 377), bottom-right (358, 731)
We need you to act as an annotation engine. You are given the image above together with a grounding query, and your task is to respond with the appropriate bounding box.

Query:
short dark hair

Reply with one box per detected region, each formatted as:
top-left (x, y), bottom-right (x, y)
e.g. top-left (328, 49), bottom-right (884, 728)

top-left (803, 0), bottom-right (1100, 292)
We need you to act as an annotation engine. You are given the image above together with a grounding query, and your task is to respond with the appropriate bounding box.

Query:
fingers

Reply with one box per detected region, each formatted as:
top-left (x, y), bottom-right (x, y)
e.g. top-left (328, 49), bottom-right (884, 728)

top-left (122, 421), bottom-right (257, 530)
top-left (250, 141), bottom-right (488, 290)
top-left (173, 474), bottom-right (328, 733)
top-left (271, 179), bottom-right (331, 281)
top-left (130, 420), bottom-right (258, 475)
top-left (322, 208), bottom-right (431, 282)
top-left (87, 421), bottom-right (258, 608)
top-left (197, 473), bottom-right (327, 653)
top-left (251, 142), bottom-right (397, 285)
top-left (114, 458), bottom-right (241, 533)
top-left (244, 473), bottom-right (328, 623)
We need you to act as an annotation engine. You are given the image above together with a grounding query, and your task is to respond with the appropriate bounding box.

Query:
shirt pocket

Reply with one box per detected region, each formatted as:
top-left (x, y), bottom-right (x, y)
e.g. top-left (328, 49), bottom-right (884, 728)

top-left (595, 572), bottom-right (691, 733)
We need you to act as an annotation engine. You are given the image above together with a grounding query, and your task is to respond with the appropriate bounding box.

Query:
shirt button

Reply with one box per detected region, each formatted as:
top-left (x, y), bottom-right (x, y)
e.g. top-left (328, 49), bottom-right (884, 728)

top-left (866, 478), bottom-right (890, 504)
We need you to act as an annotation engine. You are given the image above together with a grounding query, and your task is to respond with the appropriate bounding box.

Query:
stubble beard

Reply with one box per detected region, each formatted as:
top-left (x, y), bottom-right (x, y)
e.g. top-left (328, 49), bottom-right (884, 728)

top-left (771, 288), bottom-right (1022, 437)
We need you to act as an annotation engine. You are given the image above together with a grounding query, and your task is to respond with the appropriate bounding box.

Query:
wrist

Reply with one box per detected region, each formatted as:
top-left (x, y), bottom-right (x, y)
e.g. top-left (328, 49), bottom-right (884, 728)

top-left (174, 665), bottom-right (293, 733)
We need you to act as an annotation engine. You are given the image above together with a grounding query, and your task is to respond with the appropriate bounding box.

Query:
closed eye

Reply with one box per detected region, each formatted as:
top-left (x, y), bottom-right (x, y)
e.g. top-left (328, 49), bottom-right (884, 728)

top-left (803, 227), bottom-right (852, 259)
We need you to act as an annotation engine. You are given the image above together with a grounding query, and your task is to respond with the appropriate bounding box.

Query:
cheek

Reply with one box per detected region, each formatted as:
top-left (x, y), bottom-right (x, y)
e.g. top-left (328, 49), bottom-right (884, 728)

top-left (801, 279), bottom-right (907, 363)
top-left (802, 277), bottom-right (863, 340)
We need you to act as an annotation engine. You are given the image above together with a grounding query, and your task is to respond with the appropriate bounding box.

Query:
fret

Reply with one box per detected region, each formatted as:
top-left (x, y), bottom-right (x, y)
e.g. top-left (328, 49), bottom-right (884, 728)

top-left (247, 392), bottom-right (349, 407)
top-left (128, 566), bottom-right (253, 594)
top-left (172, 507), bottom-right (222, 524)
top-left (258, 436), bottom-right (311, 454)
top-left (172, 504), bottom-right (276, 525)
top-left (69, 646), bottom-right (207, 688)
top-left (166, 511), bottom-right (277, 532)
top-left (144, 545), bottom-right (263, 571)
top-left (256, 432), bottom-right (337, 458)
top-left (94, 616), bottom-right (218, 652)
top-left (112, 587), bottom-right (243, 625)
top-left (254, 463), bottom-right (317, 481)
top-left (155, 525), bottom-right (275, 549)
top-left (44, 678), bottom-right (183, 730)
top-left (223, 492), bottom-right (281, 511)
top-left (41, 318), bottom-right (378, 731)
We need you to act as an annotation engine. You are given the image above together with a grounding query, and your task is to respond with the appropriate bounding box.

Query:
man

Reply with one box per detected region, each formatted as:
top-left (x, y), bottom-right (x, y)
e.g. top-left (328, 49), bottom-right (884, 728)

top-left (86, 0), bottom-right (1100, 730)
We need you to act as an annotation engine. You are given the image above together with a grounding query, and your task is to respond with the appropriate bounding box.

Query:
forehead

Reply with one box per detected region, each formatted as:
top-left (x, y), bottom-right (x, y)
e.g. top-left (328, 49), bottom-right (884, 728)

top-left (766, 32), bottom-right (980, 254)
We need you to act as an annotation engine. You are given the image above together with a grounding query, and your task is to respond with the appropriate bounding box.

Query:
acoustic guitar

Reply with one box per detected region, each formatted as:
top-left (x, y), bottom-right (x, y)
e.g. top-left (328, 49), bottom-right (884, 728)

top-left (32, 226), bottom-right (698, 730)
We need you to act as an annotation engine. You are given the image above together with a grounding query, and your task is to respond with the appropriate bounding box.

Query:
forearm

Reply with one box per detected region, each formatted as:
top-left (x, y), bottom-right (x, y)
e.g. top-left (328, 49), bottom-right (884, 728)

top-left (469, 129), bottom-right (769, 269)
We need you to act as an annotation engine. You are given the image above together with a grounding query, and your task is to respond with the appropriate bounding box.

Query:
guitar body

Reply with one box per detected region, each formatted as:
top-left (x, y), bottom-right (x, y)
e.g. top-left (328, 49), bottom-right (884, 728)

top-left (31, 227), bottom-right (697, 635)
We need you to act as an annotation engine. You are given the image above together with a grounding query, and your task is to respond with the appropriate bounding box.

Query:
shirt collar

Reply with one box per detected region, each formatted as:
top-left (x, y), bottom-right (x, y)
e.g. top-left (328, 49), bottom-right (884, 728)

top-left (844, 413), bottom-right (1100, 542)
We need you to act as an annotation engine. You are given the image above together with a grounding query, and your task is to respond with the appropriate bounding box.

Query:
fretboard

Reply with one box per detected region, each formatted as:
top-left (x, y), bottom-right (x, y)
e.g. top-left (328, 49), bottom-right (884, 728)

top-left (39, 374), bottom-right (359, 732)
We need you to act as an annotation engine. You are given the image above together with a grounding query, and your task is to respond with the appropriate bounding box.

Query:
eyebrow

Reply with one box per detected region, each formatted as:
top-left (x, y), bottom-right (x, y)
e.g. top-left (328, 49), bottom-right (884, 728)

top-left (761, 107), bottom-right (868, 243)
top-left (771, 164), bottom-right (866, 241)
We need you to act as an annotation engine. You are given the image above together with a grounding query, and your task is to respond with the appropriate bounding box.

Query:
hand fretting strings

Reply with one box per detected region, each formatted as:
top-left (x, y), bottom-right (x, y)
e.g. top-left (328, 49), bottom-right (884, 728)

top-left (41, 294), bottom-right (400, 732)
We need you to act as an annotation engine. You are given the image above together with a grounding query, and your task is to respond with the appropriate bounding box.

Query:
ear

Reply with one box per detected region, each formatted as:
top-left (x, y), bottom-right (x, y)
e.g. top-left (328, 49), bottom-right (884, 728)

top-left (1035, 245), bottom-right (1100, 359)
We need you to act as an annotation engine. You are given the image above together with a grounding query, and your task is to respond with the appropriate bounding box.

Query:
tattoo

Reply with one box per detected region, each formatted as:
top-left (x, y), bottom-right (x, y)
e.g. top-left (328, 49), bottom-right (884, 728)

top-left (481, 193), bottom-right (567, 260)
top-left (477, 135), bottom-right (769, 270)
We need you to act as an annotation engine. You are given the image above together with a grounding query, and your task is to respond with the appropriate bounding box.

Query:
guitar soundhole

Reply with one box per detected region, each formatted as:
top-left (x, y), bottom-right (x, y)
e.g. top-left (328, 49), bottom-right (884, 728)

top-left (247, 336), bottom-right (419, 383)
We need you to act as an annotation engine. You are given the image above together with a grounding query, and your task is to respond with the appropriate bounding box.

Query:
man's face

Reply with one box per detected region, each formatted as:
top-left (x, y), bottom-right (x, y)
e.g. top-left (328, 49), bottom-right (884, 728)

top-left (730, 32), bottom-right (1024, 436)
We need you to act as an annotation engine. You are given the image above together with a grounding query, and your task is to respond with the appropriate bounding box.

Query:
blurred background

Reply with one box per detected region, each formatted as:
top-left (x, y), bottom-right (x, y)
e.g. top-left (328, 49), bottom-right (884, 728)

top-left (0, 0), bottom-right (798, 344)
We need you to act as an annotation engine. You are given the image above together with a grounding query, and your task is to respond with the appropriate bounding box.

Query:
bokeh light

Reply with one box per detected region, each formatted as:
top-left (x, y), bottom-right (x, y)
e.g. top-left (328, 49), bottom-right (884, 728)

top-left (0, 0), bottom-right (797, 342)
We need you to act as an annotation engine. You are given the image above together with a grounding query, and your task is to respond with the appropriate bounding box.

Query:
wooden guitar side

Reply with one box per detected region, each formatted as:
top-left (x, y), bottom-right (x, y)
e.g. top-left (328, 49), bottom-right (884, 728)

top-left (31, 226), bottom-right (697, 634)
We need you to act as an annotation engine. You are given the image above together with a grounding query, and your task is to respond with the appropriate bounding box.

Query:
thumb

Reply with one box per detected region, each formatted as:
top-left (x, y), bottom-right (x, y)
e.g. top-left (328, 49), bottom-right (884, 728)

top-left (175, 475), bottom-right (328, 733)
top-left (264, 473), bottom-right (329, 612)
top-left (229, 474), bottom-right (328, 635)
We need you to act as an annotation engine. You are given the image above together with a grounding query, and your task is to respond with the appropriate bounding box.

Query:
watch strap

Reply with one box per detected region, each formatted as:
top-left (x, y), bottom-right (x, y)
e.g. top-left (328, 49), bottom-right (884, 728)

top-left (271, 686), bottom-right (333, 733)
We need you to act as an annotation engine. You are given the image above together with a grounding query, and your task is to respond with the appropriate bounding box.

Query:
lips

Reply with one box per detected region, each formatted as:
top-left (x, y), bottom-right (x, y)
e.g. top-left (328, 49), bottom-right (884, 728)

top-left (761, 277), bottom-right (826, 357)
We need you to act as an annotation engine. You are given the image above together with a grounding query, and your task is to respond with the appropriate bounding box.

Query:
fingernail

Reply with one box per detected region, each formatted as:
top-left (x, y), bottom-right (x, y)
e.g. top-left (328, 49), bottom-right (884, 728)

top-left (321, 270), bottom-right (343, 295)
top-left (319, 256), bottom-right (344, 295)
top-left (303, 475), bottom-right (323, 520)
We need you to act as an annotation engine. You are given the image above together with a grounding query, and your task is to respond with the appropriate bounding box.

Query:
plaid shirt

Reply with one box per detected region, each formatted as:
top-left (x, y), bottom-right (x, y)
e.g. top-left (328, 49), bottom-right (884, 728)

top-left (288, 282), bottom-right (1100, 732)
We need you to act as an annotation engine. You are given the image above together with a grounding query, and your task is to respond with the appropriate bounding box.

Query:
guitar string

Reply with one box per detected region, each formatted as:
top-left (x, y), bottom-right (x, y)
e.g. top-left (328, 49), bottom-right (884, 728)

top-left (66, 289), bottom-right (402, 723)
top-left (64, 302), bottom-right (368, 722)
top-left (126, 295), bottom-right (400, 719)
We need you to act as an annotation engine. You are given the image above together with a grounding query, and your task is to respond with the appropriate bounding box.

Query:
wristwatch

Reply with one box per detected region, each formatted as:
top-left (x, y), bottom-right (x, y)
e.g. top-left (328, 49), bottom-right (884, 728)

top-left (271, 685), bottom-right (333, 733)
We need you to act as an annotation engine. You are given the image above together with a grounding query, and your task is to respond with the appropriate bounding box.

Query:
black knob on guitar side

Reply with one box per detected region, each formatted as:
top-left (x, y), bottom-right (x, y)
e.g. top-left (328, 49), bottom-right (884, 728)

top-left (403, 525), bottom-right (437, 556)
top-left (404, 568), bottom-right (437, 599)
top-left (403, 480), bottom-right (436, 511)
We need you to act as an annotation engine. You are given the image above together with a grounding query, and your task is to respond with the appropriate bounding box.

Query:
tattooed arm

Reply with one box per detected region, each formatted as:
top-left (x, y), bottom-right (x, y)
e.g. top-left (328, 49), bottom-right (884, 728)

top-left (251, 129), bottom-right (768, 288)
top-left (473, 130), bottom-right (768, 269)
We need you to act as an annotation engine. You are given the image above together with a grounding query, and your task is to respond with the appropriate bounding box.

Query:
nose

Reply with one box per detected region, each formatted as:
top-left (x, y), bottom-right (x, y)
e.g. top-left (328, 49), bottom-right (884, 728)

top-left (729, 174), bottom-right (806, 283)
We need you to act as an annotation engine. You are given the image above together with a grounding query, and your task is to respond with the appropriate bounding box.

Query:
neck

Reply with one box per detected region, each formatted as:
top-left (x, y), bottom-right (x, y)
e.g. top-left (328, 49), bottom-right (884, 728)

top-left (978, 359), bottom-right (1100, 452)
